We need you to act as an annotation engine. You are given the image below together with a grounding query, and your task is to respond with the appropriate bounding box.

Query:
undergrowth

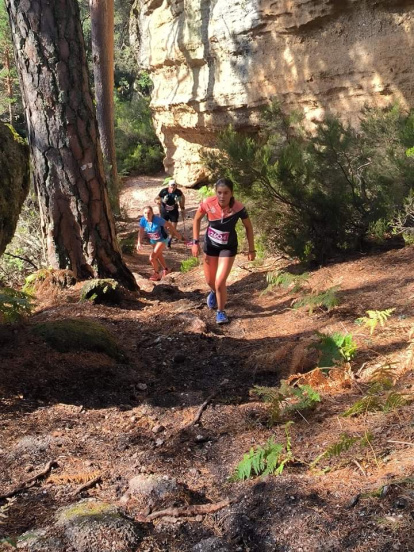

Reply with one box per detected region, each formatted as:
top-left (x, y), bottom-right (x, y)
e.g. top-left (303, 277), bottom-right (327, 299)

top-left (233, 422), bottom-right (294, 480)
top-left (0, 287), bottom-right (33, 323)
top-left (251, 381), bottom-right (321, 424)
top-left (180, 257), bottom-right (199, 272)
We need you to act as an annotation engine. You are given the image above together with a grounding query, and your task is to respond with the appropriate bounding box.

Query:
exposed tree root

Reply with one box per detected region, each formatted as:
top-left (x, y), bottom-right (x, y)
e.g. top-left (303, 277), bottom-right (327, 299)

top-left (0, 459), bottom-right (58, 501)
top-left (136, 498), bottom-right (231, 522)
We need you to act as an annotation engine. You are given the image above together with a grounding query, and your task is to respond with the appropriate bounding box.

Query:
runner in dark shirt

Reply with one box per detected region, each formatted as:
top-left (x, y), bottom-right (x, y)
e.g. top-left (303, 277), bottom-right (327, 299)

top-left (191, 178), bottom-right (256, 324)
top-left (155, 179), bottom-right (185, 247)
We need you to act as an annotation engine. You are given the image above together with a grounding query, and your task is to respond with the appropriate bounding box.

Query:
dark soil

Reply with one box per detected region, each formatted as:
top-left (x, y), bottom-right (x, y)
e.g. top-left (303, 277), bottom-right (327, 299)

top-left (0, 175), bottom-right (413, 552)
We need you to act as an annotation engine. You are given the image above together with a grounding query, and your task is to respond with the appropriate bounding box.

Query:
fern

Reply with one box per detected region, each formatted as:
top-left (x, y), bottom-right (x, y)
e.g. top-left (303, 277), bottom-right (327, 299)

top-left (0, 497), bottom-right (16, 524)
top-left (369, 364), bottom-right (398, 391)
top-left (342, 395), bottom-right (382, 417)
top-left (234, 423), bottom-right (294, 480)
top-left (343, 391), bottom-right (410, 417)
top-left (285, 384), bottom-right (321, 413)
top-left (252, 382), bottom-right (320, 423)
top-left (263, 270), bottom-right (309, 294)
top-left (292, 285), bottom-right (340, 313)
top-left (313, 332), bottom-right (357, 367)
top-left (355, 308), bottom-right (395, 335)
top-left (312, 432), bottom-right (372, 467)
top-left (0, 287), bottom-right (34, 323)
top-left (324, 434), bottom-right (360, 458)
top-left (382, 392), bottom-right (407, 413)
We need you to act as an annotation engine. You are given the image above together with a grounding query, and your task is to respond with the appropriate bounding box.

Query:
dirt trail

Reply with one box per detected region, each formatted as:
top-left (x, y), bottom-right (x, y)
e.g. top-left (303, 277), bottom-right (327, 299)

top-left (0, 174), bottom-right (413, 551)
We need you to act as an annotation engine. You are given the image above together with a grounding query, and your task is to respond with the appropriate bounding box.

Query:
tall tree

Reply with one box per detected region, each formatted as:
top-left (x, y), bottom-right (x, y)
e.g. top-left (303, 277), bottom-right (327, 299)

top-left (90, 0), bottom-right (120, 213)
top-left (4, 0), bottom-right (137, 289)
top-left (0, 2), bottom-right (21, 126)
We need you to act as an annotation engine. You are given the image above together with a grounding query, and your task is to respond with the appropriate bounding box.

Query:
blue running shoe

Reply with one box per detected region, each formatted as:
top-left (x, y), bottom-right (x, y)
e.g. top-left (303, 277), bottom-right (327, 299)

top-left (207, 291), bottom-right (217, 309)
top-left (216, 310), bottom-right (229, 324)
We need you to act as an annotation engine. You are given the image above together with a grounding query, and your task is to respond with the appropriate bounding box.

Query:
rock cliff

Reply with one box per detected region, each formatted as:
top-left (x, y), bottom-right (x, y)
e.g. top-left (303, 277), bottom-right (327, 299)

top-left (0, 123), bottom-right (30, 257)
top-left (131, 0), bottom-right (414, 186)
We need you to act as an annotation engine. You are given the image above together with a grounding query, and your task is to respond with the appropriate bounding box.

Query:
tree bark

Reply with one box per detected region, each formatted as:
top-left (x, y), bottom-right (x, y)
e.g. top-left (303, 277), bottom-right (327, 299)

top-left (5, 0), bottom-right (137, 290)
top-left (90, 0), bottom-right (120, 214)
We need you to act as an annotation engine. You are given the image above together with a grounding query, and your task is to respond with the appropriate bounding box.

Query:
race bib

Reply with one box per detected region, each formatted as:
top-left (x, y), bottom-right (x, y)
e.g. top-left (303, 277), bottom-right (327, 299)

top-left (148, 231), bottom-right (161, 240)
top-left (207, 226), bottom-right (229, 245)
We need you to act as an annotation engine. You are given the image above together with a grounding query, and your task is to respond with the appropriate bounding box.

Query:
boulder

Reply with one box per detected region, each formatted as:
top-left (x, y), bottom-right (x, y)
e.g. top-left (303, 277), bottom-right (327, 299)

top-left (131, 0), bottom-right (414, 185)
top-left (0, 123), bottom-right (30, 255)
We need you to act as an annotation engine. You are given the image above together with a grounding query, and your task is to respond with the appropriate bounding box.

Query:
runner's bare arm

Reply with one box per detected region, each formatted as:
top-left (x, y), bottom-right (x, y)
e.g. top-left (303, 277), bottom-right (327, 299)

top-left (191, 209), bottom-right (204, 256)
top-left (242, 217), bottom-right (256, 261)
top-left (136, 227), bottom-right (145, 251)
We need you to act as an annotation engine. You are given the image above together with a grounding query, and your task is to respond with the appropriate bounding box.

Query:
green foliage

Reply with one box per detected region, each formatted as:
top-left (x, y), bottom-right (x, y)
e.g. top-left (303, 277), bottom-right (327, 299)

top-left (313, 332), bottom-right (358, 367)
top-left (202, 100), bottom-right (414, 264)
top-left (264, 270), bottom-right (309, 294)
top-left (197, 185), bottom-right (215, 200)
top-left (0, 2), bottom-right (24, 132)
top-left (355, 308), bottom-right (395, 335)
top-left (0, 287), bottom-right (33, 323)
top-left (292, 285), bottom-right (340, 314)
top-left (342, 366), bottom-right (411, 417)
top-left (114, 94), bottom-right (164, 176)
top-left (31, 319), bottom-right (124, 360)
top-left (180, 257), bottom-right (199, 272)
top-left (390, 190), bottom-right (414, 245)
top-left (233, 422), bottom-right (294, 480)
top-left (80, 279), bottom-right (121, 304)
top-left (252, 381), bottom-right (320, 424)
top-left (0, 190), bottom-right (45, 287)
top-left (312, 432), bottom-right (372, 467)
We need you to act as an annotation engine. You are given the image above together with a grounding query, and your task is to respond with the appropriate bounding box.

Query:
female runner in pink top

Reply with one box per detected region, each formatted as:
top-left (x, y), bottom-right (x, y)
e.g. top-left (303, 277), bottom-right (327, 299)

top-left (191, 178), bottom-right (256, 324)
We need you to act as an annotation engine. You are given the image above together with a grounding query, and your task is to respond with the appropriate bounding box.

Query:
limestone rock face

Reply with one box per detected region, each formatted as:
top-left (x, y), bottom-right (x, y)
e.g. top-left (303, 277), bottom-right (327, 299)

top-left (0, 123), bottom-right (30, 256)
top-left (131, 0), bottom-right (414, 186)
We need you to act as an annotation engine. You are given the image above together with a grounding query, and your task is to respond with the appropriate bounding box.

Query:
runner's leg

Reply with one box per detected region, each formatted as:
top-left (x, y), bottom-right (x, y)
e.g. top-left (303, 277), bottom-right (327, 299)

top-left (203, 254), bottom-right (218, 293)
top-left (153, 241), bottom-right (167, 270)
top-left (149, 246), bottom-right (160, 272)
top-left (215, 255), bottom-right (236, 311)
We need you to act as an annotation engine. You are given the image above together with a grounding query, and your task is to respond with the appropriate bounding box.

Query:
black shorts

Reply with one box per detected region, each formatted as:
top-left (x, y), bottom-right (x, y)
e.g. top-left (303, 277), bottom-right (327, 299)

top-left (203, 242), bottom-right (237, 258)
top-left (160, 207), bottom-right (179, 223)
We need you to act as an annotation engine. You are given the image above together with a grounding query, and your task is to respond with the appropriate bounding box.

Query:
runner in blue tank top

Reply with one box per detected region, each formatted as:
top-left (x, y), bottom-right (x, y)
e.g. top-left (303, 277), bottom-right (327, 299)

top-left (136, 206), bottom-right (185, 281)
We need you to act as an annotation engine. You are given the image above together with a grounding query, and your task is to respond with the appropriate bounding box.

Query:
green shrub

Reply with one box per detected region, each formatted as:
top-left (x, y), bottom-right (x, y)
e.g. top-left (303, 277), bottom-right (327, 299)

top-left (312, 332), bottom-right (358, 367)
top-left (0, 287), bottom-right (33, 323)
top-left (0, 190), bottom-right (45, 287)
top-left (31, 319), bottom-right (124, 360)
top-left (198, 185), bottom-right (215, 200)
top-left (180, 257), bottom-right (199, 272)
top-left (114, 94), bottom-right (164, 176)
top-left (202, 100), bottom-right (414, 264)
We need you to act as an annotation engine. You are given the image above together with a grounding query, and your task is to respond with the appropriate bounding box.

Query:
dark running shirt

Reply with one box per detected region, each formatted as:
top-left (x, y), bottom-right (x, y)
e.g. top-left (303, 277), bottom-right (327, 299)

top-left (158, 187), bottom-right (183, 213)
top-left (198, 196), bottom-right (249, 250)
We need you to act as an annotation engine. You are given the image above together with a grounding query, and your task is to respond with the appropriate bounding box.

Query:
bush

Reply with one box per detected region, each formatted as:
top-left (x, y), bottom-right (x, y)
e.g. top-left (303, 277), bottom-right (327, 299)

top-left (0, 287), bottom-right (34, 323)
top-left (180, 257), bottom-right (199, 272)
top-left (114, 94), bottom-right (164, 176)
top-left (202, 100), bottom-right (414, 264)
top-left (0, 189), bottom-right (45, 287)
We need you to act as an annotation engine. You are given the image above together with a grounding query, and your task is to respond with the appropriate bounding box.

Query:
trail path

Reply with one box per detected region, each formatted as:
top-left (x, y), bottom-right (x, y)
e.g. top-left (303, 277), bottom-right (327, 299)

top-left (0, 174), bottom-right (413, 551)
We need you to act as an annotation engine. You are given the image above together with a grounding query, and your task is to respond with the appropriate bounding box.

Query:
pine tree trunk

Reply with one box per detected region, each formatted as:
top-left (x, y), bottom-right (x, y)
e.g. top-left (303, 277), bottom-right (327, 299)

top-left (5, 0), bottom-right (137, 290)
top-left (5, 47), bottom-right (13, 125)
top-left (90, 0), bottom-right (120, 214)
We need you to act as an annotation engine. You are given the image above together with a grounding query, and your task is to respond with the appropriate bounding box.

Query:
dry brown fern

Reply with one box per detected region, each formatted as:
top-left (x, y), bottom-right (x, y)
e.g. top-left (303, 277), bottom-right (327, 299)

top-left (48, 470), bottom-right (101, 486)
